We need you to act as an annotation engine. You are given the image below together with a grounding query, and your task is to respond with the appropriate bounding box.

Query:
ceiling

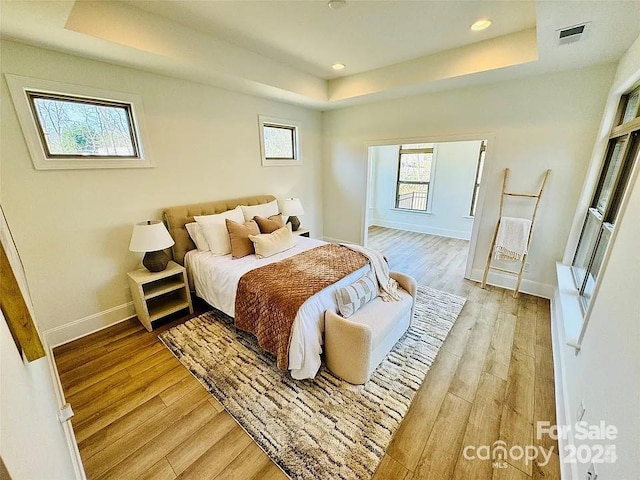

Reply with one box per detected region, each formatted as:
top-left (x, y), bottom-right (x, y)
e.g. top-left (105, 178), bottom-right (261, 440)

top-left (1, 1), bottom-right (639, 110)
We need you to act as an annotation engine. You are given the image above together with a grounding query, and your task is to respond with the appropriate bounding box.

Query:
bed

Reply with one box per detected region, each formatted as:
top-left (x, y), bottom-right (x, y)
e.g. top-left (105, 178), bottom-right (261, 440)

top-left (163, 195), bottom-right (370, 379)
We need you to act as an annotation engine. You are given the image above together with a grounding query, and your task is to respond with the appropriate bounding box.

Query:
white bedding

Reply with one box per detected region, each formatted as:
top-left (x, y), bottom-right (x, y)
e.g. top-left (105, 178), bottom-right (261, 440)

top-left (185, 236), bottom-right (370, 379)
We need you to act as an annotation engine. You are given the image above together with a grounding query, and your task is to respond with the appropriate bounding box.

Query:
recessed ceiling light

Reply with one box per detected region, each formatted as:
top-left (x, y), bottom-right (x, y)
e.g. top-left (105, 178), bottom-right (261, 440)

top-left (332, 63), bottom-right (346, 71)
top-left (470, 19), bottom-right (492, 31)
top-left (328, 0), bottom-right (346, 9)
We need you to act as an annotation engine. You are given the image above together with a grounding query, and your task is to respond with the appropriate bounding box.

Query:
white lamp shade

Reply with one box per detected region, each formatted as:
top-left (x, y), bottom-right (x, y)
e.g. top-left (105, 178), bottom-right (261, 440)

top-left (281, 198), bottom-right (304, 216)
top-left (129, 221), bottom-right (175, 252)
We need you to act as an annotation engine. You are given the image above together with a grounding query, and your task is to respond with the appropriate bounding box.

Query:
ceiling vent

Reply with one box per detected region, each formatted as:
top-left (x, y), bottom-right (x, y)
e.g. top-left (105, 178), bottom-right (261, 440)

top-left (557, 22), bottom-right (590, 45)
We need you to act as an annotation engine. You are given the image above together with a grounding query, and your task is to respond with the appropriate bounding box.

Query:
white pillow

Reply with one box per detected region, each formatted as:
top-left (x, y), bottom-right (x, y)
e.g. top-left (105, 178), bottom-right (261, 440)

top-left (240, 200), bottom-right (279, 223)
top-left (248, 226), bottom-right (295, 259)
top-left (185, 222), bottom-right (209, 252)
top-left (194, 206), bottom-right (245, 256)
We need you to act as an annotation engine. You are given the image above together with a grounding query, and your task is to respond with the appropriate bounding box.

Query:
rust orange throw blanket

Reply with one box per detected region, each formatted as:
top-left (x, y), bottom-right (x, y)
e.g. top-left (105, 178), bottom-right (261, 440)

top-left (235, 244), bottom-right (369, 371)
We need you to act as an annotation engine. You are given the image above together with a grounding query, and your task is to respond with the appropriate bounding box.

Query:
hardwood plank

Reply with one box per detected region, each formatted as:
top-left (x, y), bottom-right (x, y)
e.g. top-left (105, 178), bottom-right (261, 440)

top-left (483, 311), bottom-right (517, 381)
top-left (126, 348), bottom-right (176, 377)
top-left (499, 351), bottom-right (536, 476)
top-left (513, 298), bottom-right (537, 358)
top-left (53, 318), bottom-right (139, 356)
top-left (492, 463), bottom-right (530, 480)
top-left (372, 454), bottom-right (411, 480)
top-left (66, 368), bottom-right (132, 409)
top-left (212, 443), bottom-right (273, 480)
top-left (73, 365), bottom-right (190, 442)
top-left (96, 401), bottom-right (218, 480)
top-left (78, 396), bottom-right (167, 460)
top-left (532, 447), bottom-right (560, 480)
top-left (452, 373), bottom-right (507, 480)
top-left (81, 388), bottom-right (210, 478)
top-left (137, 458), bottom-right (177, 480)
top-left (72, 358), bottom-right (180, 425)
top-left (167, 411), bottom-right (239, 475)
top-left (159, 375), bottom-right (203, 407)
top-left (412, 392), bottom-right (473, 479)
top-left (251, 462), bottom-right (288, 480)
top-left (176, 426), bottom-right (253, 480)
top-left (386, 349), bottom-right (461, 471)
top-left (448, 318), bottom-right (495, 402)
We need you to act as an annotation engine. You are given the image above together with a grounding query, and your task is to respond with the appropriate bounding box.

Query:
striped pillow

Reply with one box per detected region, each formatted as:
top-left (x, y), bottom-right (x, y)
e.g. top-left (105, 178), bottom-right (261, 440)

top-left (335, 273), bottom-right (378, 318)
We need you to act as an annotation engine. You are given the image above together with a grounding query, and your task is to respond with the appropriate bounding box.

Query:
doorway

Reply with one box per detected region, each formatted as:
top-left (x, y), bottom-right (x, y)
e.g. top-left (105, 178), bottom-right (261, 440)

top-left (363, 137), bottom-right (489, 285)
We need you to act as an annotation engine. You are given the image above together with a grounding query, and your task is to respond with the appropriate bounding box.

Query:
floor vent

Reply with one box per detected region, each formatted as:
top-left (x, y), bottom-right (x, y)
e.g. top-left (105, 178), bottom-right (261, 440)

top-left (557, 23), bottom-right (589, 45)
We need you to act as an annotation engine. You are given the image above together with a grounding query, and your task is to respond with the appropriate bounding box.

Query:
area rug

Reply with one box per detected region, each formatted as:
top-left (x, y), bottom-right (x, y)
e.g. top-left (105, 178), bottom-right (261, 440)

top-left (159, 285), bottom-right (465, 479)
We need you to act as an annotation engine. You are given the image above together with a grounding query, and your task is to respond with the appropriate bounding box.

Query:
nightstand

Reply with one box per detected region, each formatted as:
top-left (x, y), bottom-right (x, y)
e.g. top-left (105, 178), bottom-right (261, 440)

top-left (293, 228), bottom-right (310, 238)
top-left (127, 261), bottom-right (193, 332)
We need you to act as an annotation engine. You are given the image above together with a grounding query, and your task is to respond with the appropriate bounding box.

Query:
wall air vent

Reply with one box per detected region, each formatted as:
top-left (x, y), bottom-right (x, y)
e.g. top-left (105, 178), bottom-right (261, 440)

top-left (557, 22), bottom-right (590, 45)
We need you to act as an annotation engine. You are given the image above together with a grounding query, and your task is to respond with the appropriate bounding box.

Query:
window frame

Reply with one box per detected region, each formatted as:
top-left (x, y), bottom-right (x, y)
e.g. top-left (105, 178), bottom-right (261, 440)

top-left (394, 144), bottom-right (435, 213)
top-left (570, 86), bottom-right (640, 312)
top-left (469, 141), bottom-right (486, 216)
top-left (258, 115), bottom-right (301, 167)
top-left (5, 74), bottom-right (152, 170)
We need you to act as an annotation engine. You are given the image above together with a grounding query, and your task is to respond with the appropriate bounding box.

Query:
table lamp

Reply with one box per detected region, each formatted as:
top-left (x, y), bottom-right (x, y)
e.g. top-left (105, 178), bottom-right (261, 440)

top-left (281, 198), bottom-right (304, 231)
top-left (129, 220), bottom-right (175, 272)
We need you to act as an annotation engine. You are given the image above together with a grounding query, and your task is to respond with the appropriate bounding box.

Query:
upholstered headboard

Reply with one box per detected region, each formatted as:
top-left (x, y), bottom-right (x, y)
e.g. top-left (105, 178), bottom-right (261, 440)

top-left (163, 194), bottom-right (276, 265)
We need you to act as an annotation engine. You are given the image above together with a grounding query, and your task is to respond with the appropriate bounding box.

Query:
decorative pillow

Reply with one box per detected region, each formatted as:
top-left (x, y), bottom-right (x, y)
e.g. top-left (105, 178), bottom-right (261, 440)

top-left (225, 219), bottom-right (260, 259)
top-left (335, 273), bottom-right (378, 318)
top-left (248, 226), bottom-right (295, 259)
top-left (240, 200), bottom-right (279, 223)
top-left (185, 222), bottom-right (209, 252)
top-left (194, 206), bottom-right (245, 256)
top-left (254, 214), bottom-right (285, 234)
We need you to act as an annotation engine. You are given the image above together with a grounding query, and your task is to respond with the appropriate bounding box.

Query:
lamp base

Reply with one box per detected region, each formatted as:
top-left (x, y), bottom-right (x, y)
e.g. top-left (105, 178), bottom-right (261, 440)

top-left (287, 216), bottom-right (301, 231)
top-left (143, 250), bottom-right (170, 272)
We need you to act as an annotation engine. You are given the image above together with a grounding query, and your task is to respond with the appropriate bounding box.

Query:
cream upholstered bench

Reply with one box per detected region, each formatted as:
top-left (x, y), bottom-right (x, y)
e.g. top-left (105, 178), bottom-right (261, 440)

top-left (324, 271), bottom-right (417, 385)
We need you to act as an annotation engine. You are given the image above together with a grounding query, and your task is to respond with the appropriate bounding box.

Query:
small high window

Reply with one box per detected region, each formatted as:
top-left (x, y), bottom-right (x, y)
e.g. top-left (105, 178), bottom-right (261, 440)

top-left (6, 74), bottom-right (151, 170)
top-left (259, 115), bottom-right (301, 166)
top-left (27, 92), bottom-right (139, 158)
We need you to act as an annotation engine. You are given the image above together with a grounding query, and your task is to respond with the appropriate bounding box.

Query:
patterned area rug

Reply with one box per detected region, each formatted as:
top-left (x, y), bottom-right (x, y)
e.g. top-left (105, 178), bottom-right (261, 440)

top-left (159, 285), bottom-right (465, 479)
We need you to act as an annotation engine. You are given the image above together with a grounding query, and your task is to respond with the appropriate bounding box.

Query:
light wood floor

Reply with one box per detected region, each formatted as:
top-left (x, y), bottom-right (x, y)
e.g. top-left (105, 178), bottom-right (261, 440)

top-left (54, 226), bottom-right (559, 480)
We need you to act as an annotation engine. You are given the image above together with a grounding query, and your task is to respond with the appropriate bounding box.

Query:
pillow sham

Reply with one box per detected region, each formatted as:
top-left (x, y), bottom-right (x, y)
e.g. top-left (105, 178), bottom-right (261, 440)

top-left (335, 273), bottom-right (378, 318)
top-left (185, 222), bottom-right (209, 252)
top-left (225, 219), bottom-right (260, 259)
top-left (240, 200), bottom-right (279, 223)
top-left (248, 226), bottom-right (295, 259)
top-left (254, 213), bottom-right (285, 234)
top-left (194, 206), bottom-right (245, 256)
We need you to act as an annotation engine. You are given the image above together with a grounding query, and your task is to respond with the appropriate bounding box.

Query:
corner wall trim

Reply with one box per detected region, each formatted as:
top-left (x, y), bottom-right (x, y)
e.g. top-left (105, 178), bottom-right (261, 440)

top-left (44, 302), bottom-right (136, 348)
top-left (469, 267), bottom-right (554, 299)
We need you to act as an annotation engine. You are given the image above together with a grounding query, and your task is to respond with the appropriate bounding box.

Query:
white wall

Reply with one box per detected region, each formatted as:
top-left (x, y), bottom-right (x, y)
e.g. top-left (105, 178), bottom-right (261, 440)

top-left (553, 33), bottom-right (640, 480)
top-left (369, 141), bottom-right (481, 240)
top-left (0, 40), bottom-right (323, 343)
top-left (322, 64), bottom-right (616, 297)
top-left (0, 210), bottom-right (81, 479)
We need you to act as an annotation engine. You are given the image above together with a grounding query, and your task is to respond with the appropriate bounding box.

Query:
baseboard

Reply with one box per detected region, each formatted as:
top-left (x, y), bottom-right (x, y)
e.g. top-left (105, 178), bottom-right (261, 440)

top-left (43, 339), bottom-right (86, 479)
top-left (44, 302), bottom-right (136, 348)
top-left (469, 268), bottom-right (554, 299)
top-left (369, 219), bottom-right (472, 240)
top-left (550, 289), bottom-right (578, 480)
top-left (322, 235), bottom-right (354, 244)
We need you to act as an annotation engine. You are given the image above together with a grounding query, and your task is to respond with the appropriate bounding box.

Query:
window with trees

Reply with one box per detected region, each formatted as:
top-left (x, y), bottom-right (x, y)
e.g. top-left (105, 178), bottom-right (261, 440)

top-left (571, 85), bottom-right (640, 311)
top-left (395, 143), bottom-right (434, 212)
top-left (259, 115), bottom-right (301, 166)
top-left (6, 74), bottom-right (151, 170)
top-left (27, 93), bottom-right (139, 158)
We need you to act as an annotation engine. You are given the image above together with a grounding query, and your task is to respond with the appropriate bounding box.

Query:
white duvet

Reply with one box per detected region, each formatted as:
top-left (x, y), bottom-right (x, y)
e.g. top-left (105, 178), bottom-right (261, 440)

top-left (184, 237), bottom-right (369, 379)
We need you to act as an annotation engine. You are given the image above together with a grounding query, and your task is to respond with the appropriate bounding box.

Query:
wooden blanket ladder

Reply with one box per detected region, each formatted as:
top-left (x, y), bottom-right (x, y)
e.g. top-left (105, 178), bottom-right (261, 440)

top-left (481, 168), bottom-right (551, 297)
